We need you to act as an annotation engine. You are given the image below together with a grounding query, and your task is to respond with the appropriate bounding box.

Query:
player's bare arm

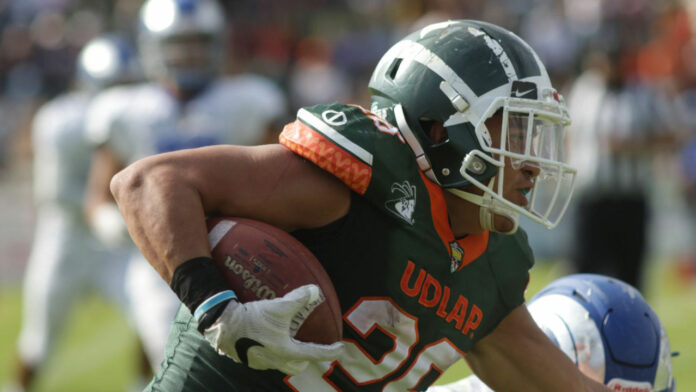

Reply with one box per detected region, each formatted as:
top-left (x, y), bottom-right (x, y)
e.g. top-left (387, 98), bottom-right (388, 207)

top-left (110, 143), bottom-right (351, 284)
top-left (112, 143), bottom-right (349, 375)
top-left (466, 305), bottom-right (611, 392)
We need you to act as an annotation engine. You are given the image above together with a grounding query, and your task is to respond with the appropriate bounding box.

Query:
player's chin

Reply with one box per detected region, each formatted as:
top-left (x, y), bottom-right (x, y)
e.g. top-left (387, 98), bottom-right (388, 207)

top-left (505, 190), bottom-right (529, 208)
top-left (492, 214), bottom-right (516, 233)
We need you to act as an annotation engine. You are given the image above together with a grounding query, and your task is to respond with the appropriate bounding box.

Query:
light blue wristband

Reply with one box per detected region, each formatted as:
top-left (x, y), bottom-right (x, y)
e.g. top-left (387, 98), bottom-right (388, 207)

top-left (193, 290), bottom-right (238, 322)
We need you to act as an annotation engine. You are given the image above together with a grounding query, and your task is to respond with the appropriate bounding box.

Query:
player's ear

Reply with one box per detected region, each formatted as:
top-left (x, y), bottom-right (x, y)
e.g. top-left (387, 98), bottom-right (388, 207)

top-left (422, 120), bottom-right (447, 144)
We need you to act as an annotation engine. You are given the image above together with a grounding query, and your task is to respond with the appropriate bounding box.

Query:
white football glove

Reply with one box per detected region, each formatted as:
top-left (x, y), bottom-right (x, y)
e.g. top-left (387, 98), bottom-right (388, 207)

top-left (202, 284), bottom-right (343, 375)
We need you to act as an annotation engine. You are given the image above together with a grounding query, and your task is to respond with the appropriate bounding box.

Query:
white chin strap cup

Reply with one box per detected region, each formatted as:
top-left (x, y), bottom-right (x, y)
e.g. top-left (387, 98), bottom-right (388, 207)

top-left (447, 187), bottom-right (520, 235)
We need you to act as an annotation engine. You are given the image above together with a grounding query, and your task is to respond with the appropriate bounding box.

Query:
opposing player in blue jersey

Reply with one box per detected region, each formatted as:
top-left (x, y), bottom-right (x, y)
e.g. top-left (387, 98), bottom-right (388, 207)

top-left (5, 35), bottom-right (143, 392)
top-left (83, 0), bottom-right (287, 372)
top-left (112, 20), bottom-right (612, 391)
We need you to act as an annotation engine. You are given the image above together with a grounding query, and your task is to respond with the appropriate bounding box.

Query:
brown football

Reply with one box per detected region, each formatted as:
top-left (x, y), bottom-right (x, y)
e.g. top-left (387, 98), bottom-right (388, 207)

top-left (206, 217), bottom-right (342, 345)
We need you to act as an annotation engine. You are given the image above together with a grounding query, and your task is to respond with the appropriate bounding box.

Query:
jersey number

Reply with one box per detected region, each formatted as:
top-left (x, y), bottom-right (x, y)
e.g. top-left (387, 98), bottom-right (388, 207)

top-left (286, 298), bottom-right (462, 391)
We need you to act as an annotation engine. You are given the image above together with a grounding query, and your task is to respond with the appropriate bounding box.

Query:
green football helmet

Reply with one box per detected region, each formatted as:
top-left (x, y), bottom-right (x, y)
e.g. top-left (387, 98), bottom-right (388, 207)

top-left (369, 20), bottom-right (576, 233)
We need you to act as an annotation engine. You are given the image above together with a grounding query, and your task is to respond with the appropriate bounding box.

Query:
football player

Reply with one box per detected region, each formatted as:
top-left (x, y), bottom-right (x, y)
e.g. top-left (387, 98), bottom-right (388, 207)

top-left (111, 20), bottom-right (612, 391)
top-left (82, 0), bottom-right (288, 372)
top-left (6, 35), bottom-right (142, 392)
top-left (429, 273), bottom-right (676, 391)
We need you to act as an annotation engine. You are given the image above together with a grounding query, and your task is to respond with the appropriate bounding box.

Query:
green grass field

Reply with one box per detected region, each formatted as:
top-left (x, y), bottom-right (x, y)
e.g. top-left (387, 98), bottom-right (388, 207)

top-left (0, 292), bottom-right (141, 392)
top-left (1, 260), bottom-right (694, 391)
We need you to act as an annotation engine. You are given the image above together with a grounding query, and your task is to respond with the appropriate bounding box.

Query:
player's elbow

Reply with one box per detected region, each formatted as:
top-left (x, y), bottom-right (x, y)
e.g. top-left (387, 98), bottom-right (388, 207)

top-left (110, 156), bottom-right (170, 206)
top-left (111, 162), bottom-right (138, 205)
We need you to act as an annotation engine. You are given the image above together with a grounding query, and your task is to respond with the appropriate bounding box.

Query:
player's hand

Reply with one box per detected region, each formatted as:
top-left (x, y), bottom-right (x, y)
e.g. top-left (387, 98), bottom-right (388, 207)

top-left (202, 284), bottom-right (344, 375)
top-left (89, 202), bottom-right (132, 248)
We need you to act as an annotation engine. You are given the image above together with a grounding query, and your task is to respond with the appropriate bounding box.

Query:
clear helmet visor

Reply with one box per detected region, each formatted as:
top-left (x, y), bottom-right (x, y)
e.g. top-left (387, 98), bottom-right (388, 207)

top-left (456, 96), bottom-right (577, 231)
top-left (498, 108), bottom-right (576, 228)
top-left (507, 113), bottom-right (565, 166)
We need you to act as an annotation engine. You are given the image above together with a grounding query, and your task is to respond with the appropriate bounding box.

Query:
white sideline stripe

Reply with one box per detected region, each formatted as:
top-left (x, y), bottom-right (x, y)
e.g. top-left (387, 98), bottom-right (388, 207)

top-left (297, 108), bottom-right (373, 166)
top-left (208, 220), bottom-right (237, 250)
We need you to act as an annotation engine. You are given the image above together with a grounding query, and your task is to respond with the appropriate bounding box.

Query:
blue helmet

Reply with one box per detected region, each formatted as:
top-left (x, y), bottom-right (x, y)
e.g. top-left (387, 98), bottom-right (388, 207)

top-left (528, 274), bottom-right (675, 391)
top-left (138, 0), bottom-right (226, 95)
top-left (76, 34), bottom-right (141, 92)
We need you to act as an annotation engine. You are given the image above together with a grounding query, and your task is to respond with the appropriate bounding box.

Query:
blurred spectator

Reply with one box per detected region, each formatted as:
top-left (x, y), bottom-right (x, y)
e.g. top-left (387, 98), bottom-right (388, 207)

top-left (519, 1), bottom-right (581, 88)
top-left (669, 0), bottom-right (696, 283)
top-left (566, 48), bottom-right (653, 290)
top-left (288, 36), bottom-right (351, 110)
top-left (565, 2), bottom-right (688, 291)
top-left (2, 2), bottom-right (696, 386)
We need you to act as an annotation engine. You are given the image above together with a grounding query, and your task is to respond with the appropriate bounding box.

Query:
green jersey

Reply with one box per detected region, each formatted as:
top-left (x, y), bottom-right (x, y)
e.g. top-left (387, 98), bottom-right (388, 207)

top-left (146, 103), bottom-right (534, 392)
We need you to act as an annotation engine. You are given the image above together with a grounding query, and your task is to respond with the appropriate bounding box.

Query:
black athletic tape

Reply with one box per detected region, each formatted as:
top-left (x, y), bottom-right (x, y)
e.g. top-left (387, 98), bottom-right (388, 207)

top-left (169, 257), bottom-right (230, 315)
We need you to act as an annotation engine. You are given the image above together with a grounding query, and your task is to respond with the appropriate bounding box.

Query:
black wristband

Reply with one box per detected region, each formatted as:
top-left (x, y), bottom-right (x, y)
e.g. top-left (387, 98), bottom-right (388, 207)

top-left (169, 257), bottom-right (230, 314)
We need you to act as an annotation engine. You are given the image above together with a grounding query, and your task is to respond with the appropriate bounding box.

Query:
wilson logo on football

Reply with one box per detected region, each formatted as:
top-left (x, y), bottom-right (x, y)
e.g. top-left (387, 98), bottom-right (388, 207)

top-left (223, 255), bottom-right (277, 300)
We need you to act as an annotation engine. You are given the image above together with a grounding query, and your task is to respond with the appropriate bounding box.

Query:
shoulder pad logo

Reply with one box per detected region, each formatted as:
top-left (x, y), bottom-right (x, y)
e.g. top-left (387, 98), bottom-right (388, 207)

top-left (321, 110), bottom-right (347, 126)
top-left (449, 241), bottom-right (465, 273)
top-left (385, 181), bottom-right (416, 225)
top-left (372, 107), bottom-right (389, 122)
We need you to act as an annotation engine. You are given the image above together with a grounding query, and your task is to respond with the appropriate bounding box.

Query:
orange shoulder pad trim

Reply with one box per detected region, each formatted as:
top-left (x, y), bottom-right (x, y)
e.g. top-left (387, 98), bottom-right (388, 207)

top-left (280, 119), bottom-right (372, 195)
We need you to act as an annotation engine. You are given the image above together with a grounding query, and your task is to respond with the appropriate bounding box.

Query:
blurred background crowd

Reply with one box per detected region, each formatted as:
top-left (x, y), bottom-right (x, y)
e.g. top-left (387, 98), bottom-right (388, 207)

top-left (2, 0), bottom-right (696, 282)
top-left (1, 0), bottom-right (696, 389)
